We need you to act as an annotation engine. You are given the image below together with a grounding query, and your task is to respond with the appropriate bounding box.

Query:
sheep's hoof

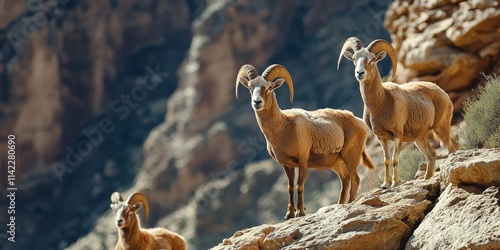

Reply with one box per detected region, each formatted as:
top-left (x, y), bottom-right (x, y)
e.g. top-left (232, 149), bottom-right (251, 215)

top-left (424, 173), bottom-right (434, 180)
top-left (391, 181), bottom-right (400, 187)
top-left (381, 182), bottom-right (390, 189)
top-left (283, 213), bottom-right (295, 220)
top-left (295, 211), bottom-right (305, 217)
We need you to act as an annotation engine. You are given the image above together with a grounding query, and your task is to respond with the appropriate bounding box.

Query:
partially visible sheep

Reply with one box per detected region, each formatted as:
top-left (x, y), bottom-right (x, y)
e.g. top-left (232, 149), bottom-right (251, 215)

top-left (236, 64), bottom-right (375, 220)
top-left (110, 192), bottom-right (186, 250)
top-left (337, 37), bottom-right (459, 188)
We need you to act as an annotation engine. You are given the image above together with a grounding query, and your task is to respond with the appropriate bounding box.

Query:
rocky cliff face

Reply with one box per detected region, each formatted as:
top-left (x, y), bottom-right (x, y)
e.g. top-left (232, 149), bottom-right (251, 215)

top-left (1, 0), bottom-right (190, 249)
top-left (385, 0), bottom-right (500, 115)
top-left (0, 0), bottom-right (189, 174)
top-left (1, 0), bottom-right (499, 249)
top-left (211, 148), bottom-right (500, 249)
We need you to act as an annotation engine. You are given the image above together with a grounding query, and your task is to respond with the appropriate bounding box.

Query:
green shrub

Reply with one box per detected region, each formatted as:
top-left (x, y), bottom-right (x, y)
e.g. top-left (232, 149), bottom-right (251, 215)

top-left (461, 74), bottom-right (500, 149)
top-left (398, 145), bottom-right (425, 182)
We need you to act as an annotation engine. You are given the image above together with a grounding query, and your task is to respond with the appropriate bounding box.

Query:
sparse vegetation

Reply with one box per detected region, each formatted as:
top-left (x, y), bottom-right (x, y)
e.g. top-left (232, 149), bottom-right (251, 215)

top-left (366, 145), bottom-right (425, 187)
top-left (398, 145), bottom-right (425, 182)
top-left (461, 74), bottom-right (500, 149)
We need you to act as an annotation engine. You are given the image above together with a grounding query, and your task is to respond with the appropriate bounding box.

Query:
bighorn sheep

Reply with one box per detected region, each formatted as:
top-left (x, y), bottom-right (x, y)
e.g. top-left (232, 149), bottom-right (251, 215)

top-left (110, 192), bottom-right (186, 250)
top-left (236, 64), bottom-right (375, 219)
top-left (337, 37), bottom-right (459, 188)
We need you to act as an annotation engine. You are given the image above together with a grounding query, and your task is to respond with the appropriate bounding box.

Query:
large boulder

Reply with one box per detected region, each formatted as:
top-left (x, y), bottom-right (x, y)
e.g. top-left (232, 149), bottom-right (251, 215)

top-left (440, 148), bottom-right (500, 188)
top-left (406, 185), bottom-right (500, 250)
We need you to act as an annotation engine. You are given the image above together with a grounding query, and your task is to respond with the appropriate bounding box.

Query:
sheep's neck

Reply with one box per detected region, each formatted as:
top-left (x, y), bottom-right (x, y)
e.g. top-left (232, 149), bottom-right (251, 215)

top-left (118, 216), bottom-right (144, 249)
top-left (255, 94), bottom-right (287, 144)
top-left (359, 71), bottom-right (388, 114)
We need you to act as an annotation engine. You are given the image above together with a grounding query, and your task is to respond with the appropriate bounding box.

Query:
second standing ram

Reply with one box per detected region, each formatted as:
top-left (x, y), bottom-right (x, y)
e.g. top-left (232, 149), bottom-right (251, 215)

top-left (337, 37), bottom-right (459, 189)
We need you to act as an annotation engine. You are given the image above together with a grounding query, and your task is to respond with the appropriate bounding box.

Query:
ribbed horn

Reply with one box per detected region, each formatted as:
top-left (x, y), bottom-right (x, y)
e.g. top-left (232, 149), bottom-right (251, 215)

top-left (127, 193), bottom-right (150, 221)
top-left (337, 37), bottom-right (363, 70)
top-left (262, 64), bottom-right (294, 103)
top-left (236, 64), bottom-right (259, 99)
top-left (367, 39), bottom-right (397, 78)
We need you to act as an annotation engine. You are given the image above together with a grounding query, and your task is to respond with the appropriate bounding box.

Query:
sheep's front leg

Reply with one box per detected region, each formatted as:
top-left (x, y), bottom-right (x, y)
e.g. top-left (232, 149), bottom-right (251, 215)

top-left (296, 163), bottom-right (308, 217)
top-left (379, 138), bottom-right (392, 189)
top-left (391, 137), bottom-right (403, 187)
top-left (283, 166), bottom-right (296, 220)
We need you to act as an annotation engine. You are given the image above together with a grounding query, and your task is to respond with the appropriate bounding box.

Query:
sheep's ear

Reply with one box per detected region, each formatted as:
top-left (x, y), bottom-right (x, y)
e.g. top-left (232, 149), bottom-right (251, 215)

top-left (343, 51), bottom-right (355, 62)
top-left (110, 204), bottom-right (118, 211)
top-left (372, 51), bottom-right (386, 63)
top-left (269, 78), bottom-right (285, 91)
top-left (132, 202), bottom-right (143, 211)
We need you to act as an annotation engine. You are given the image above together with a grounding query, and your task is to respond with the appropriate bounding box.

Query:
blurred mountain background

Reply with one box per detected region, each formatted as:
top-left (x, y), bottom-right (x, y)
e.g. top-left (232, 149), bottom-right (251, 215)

top-left (0, 0), bottom-right (498, 249)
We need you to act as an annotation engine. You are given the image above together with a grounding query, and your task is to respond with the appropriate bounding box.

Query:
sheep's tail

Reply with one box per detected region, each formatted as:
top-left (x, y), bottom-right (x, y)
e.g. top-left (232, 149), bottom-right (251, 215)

top-left (431, 131), bottom-right (459, 153)
top-left (361, 149), bottom-right (375, 170)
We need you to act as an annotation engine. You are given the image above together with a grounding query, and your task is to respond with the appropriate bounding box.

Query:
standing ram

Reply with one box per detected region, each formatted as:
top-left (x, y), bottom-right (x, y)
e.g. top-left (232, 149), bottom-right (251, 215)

top-left (337, 37), bottom-right (459, 188)
top-left (236, 64), bottom-right (375, 220)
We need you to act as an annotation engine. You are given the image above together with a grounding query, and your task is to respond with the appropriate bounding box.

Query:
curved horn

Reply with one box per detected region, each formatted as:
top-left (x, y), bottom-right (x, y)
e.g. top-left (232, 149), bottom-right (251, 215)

top-left (337, 37), bottom-right (364, 70)
top-left (127, 193), bottom-right (150, 221)
top-left (367, 39), bottom-right (397, 78)
top-left (262, 64), bottom-right (294, 103)
top-left (236, 64), bottom-right (259, 99)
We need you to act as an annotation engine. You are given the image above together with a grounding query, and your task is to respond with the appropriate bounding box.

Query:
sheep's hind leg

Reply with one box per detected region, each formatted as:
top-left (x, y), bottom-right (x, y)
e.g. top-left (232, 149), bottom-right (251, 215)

top-left (415, 138), bottom-right (437, 179)
top-left (283, 166), bottom-right (296, 220)
top-left (340, 148), bottom-right (361, 202)
top-left (379, 138), bottom-right (392, 189)
top-left (333, 161), bottom-right (351, 204)
top-left (348, 173), bottom-right (360, 203)
top-left (296, 163), bottom-right (308, 217)
top-left (391, 137), bottom-right (403, 187)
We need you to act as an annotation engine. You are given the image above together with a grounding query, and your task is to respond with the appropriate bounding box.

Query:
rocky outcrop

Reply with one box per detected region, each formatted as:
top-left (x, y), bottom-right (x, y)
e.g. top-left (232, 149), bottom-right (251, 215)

top-left (385, 0), bottom-right (500, 114)
top-left (406, 185), bottom-right (500, 250)
top-left (441, 148), bottom-right (500, 188)
top-left (211, 148), bottom-right (500, 249)
top-left (212, 175), bottom-right (441, 249)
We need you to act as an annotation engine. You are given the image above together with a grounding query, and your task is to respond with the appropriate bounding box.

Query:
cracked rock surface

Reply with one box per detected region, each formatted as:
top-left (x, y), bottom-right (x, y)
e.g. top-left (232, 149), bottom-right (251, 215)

top-left (211, 149), bottom-right (500, 250)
